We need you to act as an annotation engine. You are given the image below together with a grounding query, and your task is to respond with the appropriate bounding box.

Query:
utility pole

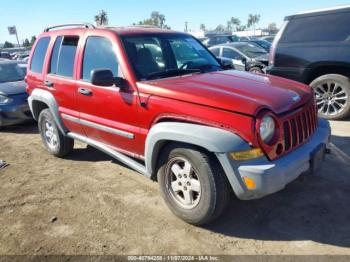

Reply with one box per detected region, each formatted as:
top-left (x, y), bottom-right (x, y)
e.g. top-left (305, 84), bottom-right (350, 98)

top-left (185, 21), bottom-right (188, 33)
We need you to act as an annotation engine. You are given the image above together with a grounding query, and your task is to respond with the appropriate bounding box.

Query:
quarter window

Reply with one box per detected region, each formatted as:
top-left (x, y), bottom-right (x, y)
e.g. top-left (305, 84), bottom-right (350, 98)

top-left (82, 37), bottom-right (119, 81)
top-left (30, 37), bottom-right (50, 73)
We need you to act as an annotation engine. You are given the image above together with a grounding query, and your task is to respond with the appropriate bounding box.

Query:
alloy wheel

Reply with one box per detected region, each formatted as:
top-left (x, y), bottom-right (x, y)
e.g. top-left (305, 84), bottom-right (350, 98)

top-left (165, 157), bottom-right (201, 209)
top-left (314, 80), bottom-right (348, 116)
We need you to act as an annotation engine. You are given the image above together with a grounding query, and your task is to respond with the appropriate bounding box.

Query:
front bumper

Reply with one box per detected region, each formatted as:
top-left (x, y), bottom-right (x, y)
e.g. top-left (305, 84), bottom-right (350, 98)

top-left (216, 118), bottom-right (331, 200)
top-left (0, 94), bottom-right (33, 127)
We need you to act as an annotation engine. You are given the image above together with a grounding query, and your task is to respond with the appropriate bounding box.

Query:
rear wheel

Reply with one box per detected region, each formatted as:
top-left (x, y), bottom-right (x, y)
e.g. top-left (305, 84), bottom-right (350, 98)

top-left (157, 143), bottom-right (231, 225)
top-left (38, 109), bottom-right (74, 157)
top-left (310, 74), bottom-right (350, 120)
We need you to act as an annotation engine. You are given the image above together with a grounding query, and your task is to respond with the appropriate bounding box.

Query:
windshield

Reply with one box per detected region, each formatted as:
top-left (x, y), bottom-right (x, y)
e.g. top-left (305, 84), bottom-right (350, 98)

top-left (234, 43), bottom-right (267, 58)
top-left (121, 34), bottom-right (221, 80)
top-left (0, 63), bottom-right (26, 83)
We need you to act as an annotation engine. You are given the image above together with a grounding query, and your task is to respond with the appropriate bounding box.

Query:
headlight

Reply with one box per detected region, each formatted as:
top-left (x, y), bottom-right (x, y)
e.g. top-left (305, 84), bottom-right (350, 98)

top-left (0, 94), bottom-right (13, 104)
top-left (259, 115), bottom-right (276, 144)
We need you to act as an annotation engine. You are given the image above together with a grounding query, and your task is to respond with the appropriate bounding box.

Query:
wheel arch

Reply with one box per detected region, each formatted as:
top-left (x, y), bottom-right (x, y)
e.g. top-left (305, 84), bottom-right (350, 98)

top-left (306, 63), bottom-right (350, 84)
top-left (28, 88), bottom-right (68, 134)
top-left (145, 122), bottom-right (251, 181)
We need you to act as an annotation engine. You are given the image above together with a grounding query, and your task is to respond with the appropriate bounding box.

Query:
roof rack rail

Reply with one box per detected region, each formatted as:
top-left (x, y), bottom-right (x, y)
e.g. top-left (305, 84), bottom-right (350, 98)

top-left (43, 23), bottom-right (95, 32)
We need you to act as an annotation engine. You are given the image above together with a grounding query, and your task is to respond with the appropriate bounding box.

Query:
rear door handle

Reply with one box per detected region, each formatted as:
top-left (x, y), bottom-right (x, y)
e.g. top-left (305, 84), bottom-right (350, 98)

top-left (78, 87), bottom-right (93, 96)
top-left (44, 80), bottom-right (54, 88)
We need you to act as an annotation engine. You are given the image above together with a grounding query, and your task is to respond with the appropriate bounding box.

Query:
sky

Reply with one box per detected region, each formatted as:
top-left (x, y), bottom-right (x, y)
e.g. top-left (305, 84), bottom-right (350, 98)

top-left (0, 0), bottom-right (349, 44)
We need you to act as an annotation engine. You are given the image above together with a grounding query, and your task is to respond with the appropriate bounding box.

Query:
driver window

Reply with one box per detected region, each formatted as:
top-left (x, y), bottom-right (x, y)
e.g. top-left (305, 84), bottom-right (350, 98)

top-left (82, 36), bottom-right (120, 82)
top-left (223, 48), bottom-right (243, 60)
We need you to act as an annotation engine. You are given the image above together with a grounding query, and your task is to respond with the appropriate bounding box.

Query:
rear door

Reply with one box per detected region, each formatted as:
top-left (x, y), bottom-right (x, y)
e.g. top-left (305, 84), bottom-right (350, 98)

top-left (45, 35), bottom-right (83, 134)
top-left (75, 32), bottom-right (141, 157)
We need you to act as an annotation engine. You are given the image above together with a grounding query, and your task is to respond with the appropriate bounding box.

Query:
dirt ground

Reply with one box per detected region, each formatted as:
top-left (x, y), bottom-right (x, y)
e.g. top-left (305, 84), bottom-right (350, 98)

top-left (0, 119), bottom-right (350, 255)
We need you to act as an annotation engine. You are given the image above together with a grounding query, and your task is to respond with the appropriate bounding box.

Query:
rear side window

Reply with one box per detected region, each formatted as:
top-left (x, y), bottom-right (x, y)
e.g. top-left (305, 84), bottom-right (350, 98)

top-left (82, 37), bottom-right (119, 81)
top-left (281, 12), bottom-right (350, 43)
top-left (30, 37), bottom-right (50, 73)
top-left (49, 36), bottom-right (79, 78)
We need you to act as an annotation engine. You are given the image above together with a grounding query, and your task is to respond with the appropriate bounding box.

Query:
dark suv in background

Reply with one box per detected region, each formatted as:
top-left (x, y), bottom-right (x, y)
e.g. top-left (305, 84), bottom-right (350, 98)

top-left (268, 5), bottom-right (350, 120)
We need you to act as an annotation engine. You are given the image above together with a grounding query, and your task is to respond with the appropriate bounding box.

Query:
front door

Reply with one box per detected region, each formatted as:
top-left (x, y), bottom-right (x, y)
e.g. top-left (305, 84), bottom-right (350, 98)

top-left (76, 35), bottom-right (141, 157)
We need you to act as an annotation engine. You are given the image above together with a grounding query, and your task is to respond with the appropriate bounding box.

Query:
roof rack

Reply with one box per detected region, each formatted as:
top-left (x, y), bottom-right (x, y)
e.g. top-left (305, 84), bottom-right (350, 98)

top-left (43, 23), bottom-right (95, 32)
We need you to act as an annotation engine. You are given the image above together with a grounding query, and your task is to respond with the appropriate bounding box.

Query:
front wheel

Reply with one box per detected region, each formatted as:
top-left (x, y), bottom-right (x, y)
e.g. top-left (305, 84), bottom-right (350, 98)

top-left (38, 109), bottom-right (74, 157)
top-left (310, 74), bottom-right (350, 120)
top-left (157, 143), bottom-right (231, 225)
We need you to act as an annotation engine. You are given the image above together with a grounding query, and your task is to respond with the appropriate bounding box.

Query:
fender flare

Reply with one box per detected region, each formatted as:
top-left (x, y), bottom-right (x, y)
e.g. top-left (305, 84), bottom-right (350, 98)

top-left (28, 88), bottom-right (68, 134)
top-left (145, 122), bottom-right (250, 177)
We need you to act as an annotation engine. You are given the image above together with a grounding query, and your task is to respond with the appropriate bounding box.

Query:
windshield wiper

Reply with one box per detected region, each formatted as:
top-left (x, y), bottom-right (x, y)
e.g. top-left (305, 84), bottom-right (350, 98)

top-left (147, 69), bottom-right (201, 80)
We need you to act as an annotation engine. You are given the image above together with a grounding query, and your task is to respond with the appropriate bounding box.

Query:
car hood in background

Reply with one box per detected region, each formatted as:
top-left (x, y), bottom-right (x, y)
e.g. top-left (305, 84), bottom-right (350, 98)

top-left (0, 80), bottom-right (26, 96)
top-left (137, 70), bottom-right (312, 116)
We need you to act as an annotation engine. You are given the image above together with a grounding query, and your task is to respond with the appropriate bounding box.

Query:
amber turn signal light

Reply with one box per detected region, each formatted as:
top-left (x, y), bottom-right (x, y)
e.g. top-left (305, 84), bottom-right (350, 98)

top-left (230, 148), bottom-right (264, 161)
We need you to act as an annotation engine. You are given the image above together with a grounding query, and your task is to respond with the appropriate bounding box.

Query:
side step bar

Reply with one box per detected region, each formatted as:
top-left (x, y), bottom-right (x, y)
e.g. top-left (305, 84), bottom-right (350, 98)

top-left (67, 132), bottom-right (150, 177)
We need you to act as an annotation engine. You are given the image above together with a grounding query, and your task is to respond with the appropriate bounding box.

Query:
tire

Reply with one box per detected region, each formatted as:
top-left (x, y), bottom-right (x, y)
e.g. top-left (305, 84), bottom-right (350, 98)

top-left (248, 66), bottom-right (264, 74)
top-left (38, 109), bottom-right (74, 157)
top-left (157, 143), bottom-right (231, 225)
top-left (310, 74), bottom-right (350, 120)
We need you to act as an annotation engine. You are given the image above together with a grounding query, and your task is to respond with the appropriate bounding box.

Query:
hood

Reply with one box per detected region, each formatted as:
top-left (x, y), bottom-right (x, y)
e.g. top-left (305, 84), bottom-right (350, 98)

top-left (0, 80), bottom-right (26, 96)
top-left (137, 70), bottom-right (312, 116)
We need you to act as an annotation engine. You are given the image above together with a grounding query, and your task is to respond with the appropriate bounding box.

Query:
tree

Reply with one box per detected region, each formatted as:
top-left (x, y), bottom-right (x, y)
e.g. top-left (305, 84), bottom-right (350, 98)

top-left (23, 38), bottom-right (30, 47)
top-left (94, 10), bottom-right (108, 26)
top-left (200, 24), bottom-right (206, 32)
top-left (229, 17), bottom-right (241, 32)
top-left (226, 21), bottom-right (232, 32)
top-left (3, 41), bottom-right (14, 48)
top-left (214, 25), bottom-right (226, 32)
top-left (136, 11), bottom-right (170, 29)
top-left (30, 36), bottom-right (36, 46)
top-left (236, 25), bottom-right (247, 31)
top-left (267, 22), bottom-right (278, 34)
top-left (247, 14), bottom-right (261, 35)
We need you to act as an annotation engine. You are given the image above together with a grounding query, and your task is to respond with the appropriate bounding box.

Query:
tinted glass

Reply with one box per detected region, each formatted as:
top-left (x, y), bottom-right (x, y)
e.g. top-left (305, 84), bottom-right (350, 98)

top-left (49, 36), bottom-right (63, 74)
top-left (0, 63), bottom-right (26, 83)
top-left (281, 12), bottom-right (350, 43)
top-left (82, 37), bottom-right (119, 81)
top-left (57, 36), bottom-right (79, 77)
top-left (122, 34), bottom-right (220, 80)
top-left (222, 48), bottom-right (242, 59)
top-left (234, 43), bottom-right (267, 58)
top-left (30, 37), bottom-right (50, 73)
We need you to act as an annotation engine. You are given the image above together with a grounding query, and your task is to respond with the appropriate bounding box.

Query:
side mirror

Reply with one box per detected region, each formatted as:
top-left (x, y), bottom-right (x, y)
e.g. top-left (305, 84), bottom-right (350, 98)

top-left (91, 69), bottom-right (127, 89)
top-left (217, 57), bottom-right (235, 70)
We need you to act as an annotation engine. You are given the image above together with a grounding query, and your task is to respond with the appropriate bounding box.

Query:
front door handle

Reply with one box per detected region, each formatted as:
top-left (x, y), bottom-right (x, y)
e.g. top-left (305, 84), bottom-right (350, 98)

top-left (78, 87), bottom-right (93, 96)
top-left (44, 80), bottom-right (54, 88)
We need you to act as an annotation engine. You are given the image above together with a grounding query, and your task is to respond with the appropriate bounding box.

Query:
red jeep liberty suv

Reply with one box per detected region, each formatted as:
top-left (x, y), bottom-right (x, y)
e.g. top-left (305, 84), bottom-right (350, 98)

top-left (26, 24), bottom-right (331, 225)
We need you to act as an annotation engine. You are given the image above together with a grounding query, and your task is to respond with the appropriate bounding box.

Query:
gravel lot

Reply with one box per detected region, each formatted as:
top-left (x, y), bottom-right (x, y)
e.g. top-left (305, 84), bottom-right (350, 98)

top-left (0, 119), bottom-right (349, 255)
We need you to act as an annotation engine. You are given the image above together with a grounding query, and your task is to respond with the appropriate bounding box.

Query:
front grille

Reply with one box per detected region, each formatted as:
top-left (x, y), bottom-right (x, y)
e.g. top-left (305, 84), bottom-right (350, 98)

top-left (281, 102), bottom-right (317, 154)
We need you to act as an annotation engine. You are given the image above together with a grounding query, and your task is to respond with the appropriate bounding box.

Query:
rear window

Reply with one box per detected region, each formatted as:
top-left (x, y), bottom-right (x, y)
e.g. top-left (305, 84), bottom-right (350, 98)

top-left (49, 36), bottom-right (79, 78)
top-left (281, 12), bottom-right (350, 43)
top-left (30, 37), bottom-right (50, 73)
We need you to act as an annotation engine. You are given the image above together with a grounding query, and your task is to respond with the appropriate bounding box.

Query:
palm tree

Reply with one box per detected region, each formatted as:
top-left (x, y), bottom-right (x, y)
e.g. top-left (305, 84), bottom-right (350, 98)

top-left (247, 14), bottom-right (261, 35)
top-left (94, 10), bottom-right (108, 26)
top-left (200, 24), bottom-right (206, 32)
top-left (230, 17), bottom-right (241, 32)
